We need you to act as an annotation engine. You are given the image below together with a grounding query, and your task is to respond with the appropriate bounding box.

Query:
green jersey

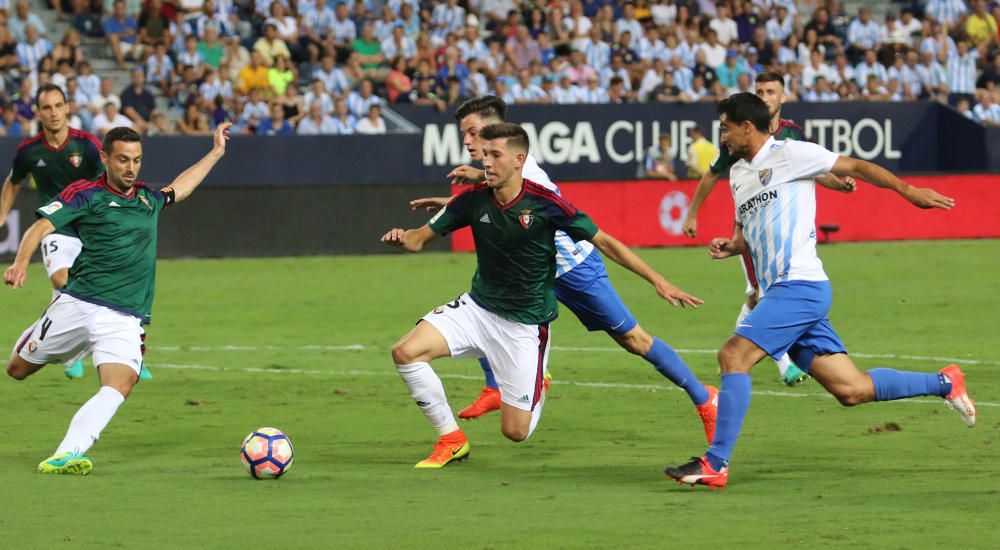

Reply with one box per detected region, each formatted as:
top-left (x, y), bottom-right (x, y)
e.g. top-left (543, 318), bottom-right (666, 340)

top-left (37, 175), bottom-right (173, 323)
top-left (10, 129), bottom-right (104, 236)
top-left (709, 119), bottom-right (807, 175)
top-left (428, 180), bottom-right (599, 325)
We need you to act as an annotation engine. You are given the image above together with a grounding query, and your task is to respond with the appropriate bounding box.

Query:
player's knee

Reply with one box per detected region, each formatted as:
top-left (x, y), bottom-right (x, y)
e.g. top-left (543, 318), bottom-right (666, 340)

top-left (616, 327), bottom-right (652, 356)
top-left (6, 362), bottom-right (28, 380)
top-left (501, 424), bottom-right (530, 442)
top-left (391, 341), bottom-right (418, 365)
top-left (833, 386), bottom-right (873, 407)
top-left (717, 345), bottom-right (742, 374)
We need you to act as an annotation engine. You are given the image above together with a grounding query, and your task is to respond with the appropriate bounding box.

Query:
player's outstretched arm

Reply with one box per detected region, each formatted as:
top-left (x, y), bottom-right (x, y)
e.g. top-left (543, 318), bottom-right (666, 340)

top-left (3, 217), bottom-right (55, 289)
top-left (380, 224), bottom-right (437, 253)
top-left (163, 122), bottom-right (232, 204)
top-left (682, 170), bottom-right (721, 238)
top-left (831, 156), bottom-right (954, 209)
top-left (708, 223), bottom-right (747, 260)
top-left (816, 173), bottom-right (857, 193)
top-left (409, 196), bottom-right (452, 212)
top-left (0, 175), bottom-right (22, 228)
top-left (590, 230), bottom-right (703, 308)
top-left (447, 165), bottom-right (485, 185)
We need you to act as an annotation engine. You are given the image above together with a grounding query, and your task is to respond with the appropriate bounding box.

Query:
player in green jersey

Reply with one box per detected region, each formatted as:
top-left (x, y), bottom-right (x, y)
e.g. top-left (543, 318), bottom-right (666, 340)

top-left (382, 123), bottom-right (702, 468)
top-left (4, 123), bottom-right (231, 475)
top-left (0, 83), bottom-right (139, 380)
top-left (681, 72), bottom-right (857, 387)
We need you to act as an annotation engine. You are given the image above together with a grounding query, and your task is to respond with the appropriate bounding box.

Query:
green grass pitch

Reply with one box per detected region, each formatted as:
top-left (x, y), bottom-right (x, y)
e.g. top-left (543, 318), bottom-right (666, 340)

top-left (0, 240), bottom-right (997, 548)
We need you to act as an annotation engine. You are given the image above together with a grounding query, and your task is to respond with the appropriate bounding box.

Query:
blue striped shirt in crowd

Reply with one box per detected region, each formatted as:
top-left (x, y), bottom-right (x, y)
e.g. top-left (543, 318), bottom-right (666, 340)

top-left (671, 66), bottom-right (694, 92)
top-left (847, 18), bottom-right (881, 49)
top-left (973, 103), bottom-right (1000, 124)
top-left (381, 37), bottom-right (416, 60)
top-left (947, 49), bottom-right (978, 94)
top-left (766, 16), bottom-right (794, 41)
top-left (926, 0), bottom-right (968, 25)
top-left (346, 92), bottom-right (382, 118)
top-left (637, 37), bottom-right (665, 61)
top-left (854, 61), bottom-right (888, 87)
top-left (512, 83), bottom-right (547, 102)
top-left (579, 87), bottom-right (609, 103)
top-left (919, 35), bottom-right (957, 58)
top-left (888, 65), bottom-right (922, 97)
top-left (314, 67), bottom-right (350, 94)
top-left (330, 115), bottom-right (356, 135)
top-left (431, 5), bottom-right (465, 36)
top-left (583, 40), bottom-right (611, 71)
top-left (599, 66), bottom-right (632, 89)
top-left (660, 43), bottom-right (691, 65)
top-left (16, 39), bottom-right (52, 71)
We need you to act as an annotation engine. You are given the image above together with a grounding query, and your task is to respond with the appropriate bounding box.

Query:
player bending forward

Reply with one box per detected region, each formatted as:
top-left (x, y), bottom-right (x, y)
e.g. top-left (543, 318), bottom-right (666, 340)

top-left (412, 96), bottom-right (718, 443)
top-left (384, 123), bottom-right (702, 468)
top-left (664, 93), bottom-right (974, 490)
top-left (4, 123), bottom-right (232, 475)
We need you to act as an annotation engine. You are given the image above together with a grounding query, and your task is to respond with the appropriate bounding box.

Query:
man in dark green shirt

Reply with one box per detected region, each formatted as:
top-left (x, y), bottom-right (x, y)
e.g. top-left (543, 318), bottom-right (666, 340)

top-left (382, 123), bottom-right (702, 469)
top-left (4, 123), bottom-right (232, 475)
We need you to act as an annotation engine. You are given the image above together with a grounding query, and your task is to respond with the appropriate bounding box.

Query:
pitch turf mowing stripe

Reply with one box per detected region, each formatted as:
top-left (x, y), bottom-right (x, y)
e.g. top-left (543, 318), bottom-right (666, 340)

top-left (149, 362), bottom-right (1000, 407)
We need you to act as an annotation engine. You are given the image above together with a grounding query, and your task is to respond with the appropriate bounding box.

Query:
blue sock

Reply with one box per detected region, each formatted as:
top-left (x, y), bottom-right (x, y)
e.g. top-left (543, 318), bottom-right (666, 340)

top-left (479, 358), bottom-right (499, 389)
top-left (706, 373), bottom-right (752, 471)
top-left (644, 338), bottom-right (709, 406)
top-left (868, 368), bottom-right (951, 401)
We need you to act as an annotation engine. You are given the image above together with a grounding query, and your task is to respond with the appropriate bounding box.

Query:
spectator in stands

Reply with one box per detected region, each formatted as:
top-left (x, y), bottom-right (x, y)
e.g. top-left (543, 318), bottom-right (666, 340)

top-left (550, 74), bottom-right (580, 104)
top-left (11, 78), bottom-right (33, 126)
top-left (804, 7), bottom-right (842, 54)
top-left (926, 0), bottom-right (969, 28)
top-left (313, 53), bottom-right (349, 96)
top-left (0, 17), bottom-right (16, 71)
top-left (121, 67), bottom-right (155, 134)
top-left (650, 70), bottom-right (681, 102)
top-left (384, 24), bottom-right (416, 64)
top-left (237, 50), bottom-right (270, 94)
top-left (352, 22), bottom-right (387, 80)
top-left (346, 78), bottom-right (381, 118)
top-left (966, 0), bottom-right (998, 52)
top-left (349, 0), bottom-right (371, 32)
top-left (303, 78), bottom-right (334, 114)
top-left (16, 25), bottom-right (52, 71)
top-left (479, 0), bottom-right (514, 31)
top-left (265, 1), bottom-right (300, 61)
top-left (685, 124), bottom-right (717, 178)
top-left (948, 40), bottom-right (980, 105)
top-left (330, 96), bottom-right (355, 134)
top-left (506, 25), bottom-right (540, 70)
top-left (297, 100), bottom-right (337, 134)
top-left (956, 97), bottom-right (975, 119)
top-left (765, 5), bottom-right (794, 42)
top-left (50, 28), bottom-right (84, 68)
top-left (918, 50), bottom-right (948, 98)
top-left (354, 102), bottom-right (386, 134)
top-left (223, 35), bottom-right (250, 76)
top-left (198, 66), bottom-right (233, 110)
top-left (198, 26), bottom-right (225, 69)
top-left (804, 75), bottom-right (839, 102)
top-left (0, 102), bottom-right (25, 137)
top-left (511, 68), bottom-right (545, 103)
top-left (176, 102), bottom-right (212, 135)
top-left (330, 2), bottom-right (357, 54)
top-left (254, 23), bottom-right (290, 67)
top-left (51, 58), bottom-right (74, 91)
top-left (301, 0), bottom-right (334, 60)
top-left (616, 2), bottom-right (642, 47)
top-left (196, 0), bottom-right (232, 39)
top-left (146, 109), bottom-right (175, 135)
top-left (267, 54), bottom-right (296, 96)
top-left (275, 81), bottom-right (306, 126)
top-left (978, 54), bottom-right (1000, 91)
top-left (709, 1), bottom-right (738, 46)
top-left (579, 75), bottom-right (608, 103)
top-left (105, 0), bottom-right (141, 68)
top-left (146, 41), bottom-right (175, 94)
top-left (973, 90), bottom-right (1000, 125)
top-left (138, 0), bottom-right (169, 51)
top-left (10, 0), bottom-right (45, 43)
top-left (92, 101), bottom-right (133, 137)
top-left (239, 87), bottom-right (269, 131)
top-left (178, 34), bottom-right (205, 77)
top-left (898, 9), bottom-right (923, 44)
top-left (257, 101), bottom-right (293, 135)
top-left (607, 75), bottom-right (631, 103)
top-left (639, 133), bottom-right (677, 180)
top-left (385, 56), bottom-right (412, 103)
top-left (716, 49), bottom-right (747, 93)
top-left (846, 7), bottom-right (881, 63)
top-left (855, 48), bottom-right (888, 87)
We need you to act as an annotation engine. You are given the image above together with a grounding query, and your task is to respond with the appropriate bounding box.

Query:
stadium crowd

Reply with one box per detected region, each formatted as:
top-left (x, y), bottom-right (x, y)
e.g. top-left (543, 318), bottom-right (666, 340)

top-left (0, 0), bottom-right (999, 137)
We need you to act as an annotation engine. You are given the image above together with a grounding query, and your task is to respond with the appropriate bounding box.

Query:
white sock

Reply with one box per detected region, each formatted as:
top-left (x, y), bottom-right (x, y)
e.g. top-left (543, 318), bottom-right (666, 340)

top-left (776, 353), bottom-right (792, 376)
top-left (526, 393), bottom-right (546, 439)
top-left (396, 362), bottom-right (459, 436)
top-left (55, 386), bottom-right (125, 455)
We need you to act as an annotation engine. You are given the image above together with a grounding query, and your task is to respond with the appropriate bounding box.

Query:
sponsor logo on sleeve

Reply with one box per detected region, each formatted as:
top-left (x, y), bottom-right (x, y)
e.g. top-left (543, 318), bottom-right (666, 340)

top-left (38, 202), bottom-right (63, 215)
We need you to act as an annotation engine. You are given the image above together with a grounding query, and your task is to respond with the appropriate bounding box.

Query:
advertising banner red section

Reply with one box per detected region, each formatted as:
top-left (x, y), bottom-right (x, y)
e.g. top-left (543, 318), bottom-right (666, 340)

top-left (450, 174), bottom-right (1000, 251)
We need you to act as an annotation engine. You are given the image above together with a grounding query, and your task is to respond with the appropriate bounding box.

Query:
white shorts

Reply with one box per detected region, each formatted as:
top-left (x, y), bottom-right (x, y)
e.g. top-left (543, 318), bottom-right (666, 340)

top-left (14, 294), bottom-right (144, 374)
top-left (739, 250), bottom-right (761, 298)
top-left (421, 293), bottom-right (551, 412)
top-left (40, 233), bottom-right (83, 278)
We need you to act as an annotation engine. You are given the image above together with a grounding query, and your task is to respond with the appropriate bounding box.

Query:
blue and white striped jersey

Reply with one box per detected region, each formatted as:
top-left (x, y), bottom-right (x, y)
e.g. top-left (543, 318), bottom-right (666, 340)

top-left (522, 154), bottom-right (594, 278)
top-left (730, 138), bottom-right (838, 292)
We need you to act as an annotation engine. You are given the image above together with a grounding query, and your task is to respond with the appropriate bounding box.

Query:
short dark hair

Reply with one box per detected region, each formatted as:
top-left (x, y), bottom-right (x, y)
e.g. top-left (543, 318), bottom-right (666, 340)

top-left (34, 83), bottom-right (66, 107)
top-left (480, 122), bottom-right (528, 153)
top-left (717, 92), bottom-right (770, 133)
top-left (454, 95), bottom-right (507, 123)
top-left (755, 71), bottom-right (784, 85)
top-left (102, 127), bottom-right (142, 154)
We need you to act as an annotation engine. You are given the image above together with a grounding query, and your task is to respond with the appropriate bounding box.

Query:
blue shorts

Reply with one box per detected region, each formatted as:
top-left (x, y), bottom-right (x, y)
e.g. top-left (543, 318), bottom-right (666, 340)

top-left (735, 280), bottom-right (847, 371)
top-left (555, 251), bottom-right (638, 335)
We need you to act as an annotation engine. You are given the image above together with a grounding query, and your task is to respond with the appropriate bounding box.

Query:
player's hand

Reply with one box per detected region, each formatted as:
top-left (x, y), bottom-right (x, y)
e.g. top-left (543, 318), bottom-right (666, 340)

top-left (839, 176), bottom-right (857, 193)
top-left (656, 281), bottom-right (703, 308)
top-left (409, 197), bottom-right (450, 212)
top-left (4, 263), bottom-right (26, 289)
top-left (380, 228), bottom-right (407, 247)
top-left (447, 165), bottom-right (485, 185)
top-left (213, 122), bottom-right (232, 155)
top-left (708, 237), bottom-right (735, 259)
top-left (682, 216), bottom-right (697, 238)
top-left (904, 186), bottom-right (955, 210)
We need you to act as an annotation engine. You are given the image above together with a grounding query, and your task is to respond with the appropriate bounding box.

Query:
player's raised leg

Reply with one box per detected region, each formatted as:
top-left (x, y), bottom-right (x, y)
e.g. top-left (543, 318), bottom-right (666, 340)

top-left (488, 322), bottom-right (552, 442)
top-left (391, 317), bottom-right (468, 468)
top-left (738, 252), bottom-right (806, 386)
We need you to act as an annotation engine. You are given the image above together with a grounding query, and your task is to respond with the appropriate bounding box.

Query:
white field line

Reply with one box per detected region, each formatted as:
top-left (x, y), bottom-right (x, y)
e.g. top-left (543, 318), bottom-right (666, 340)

top-left (153, 343), bottom-right (1000, 367)
top-left (150, 361), bottom-right (1000, 408)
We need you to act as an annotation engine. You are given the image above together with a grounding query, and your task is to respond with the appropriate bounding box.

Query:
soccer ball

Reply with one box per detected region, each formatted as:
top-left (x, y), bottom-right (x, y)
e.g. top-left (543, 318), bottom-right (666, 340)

top-left (240, 427), bottom-right (294, 479)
